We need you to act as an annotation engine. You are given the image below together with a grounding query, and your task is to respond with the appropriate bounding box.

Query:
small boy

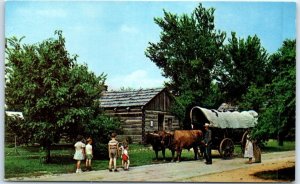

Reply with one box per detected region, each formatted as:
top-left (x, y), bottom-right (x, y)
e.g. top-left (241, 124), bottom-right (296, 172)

top-left (122, 145), bottom-right (130, 171)
top-left (85, 137), bottom-right (93, 171)
top-left (108, 133), bottom-right (119, 172)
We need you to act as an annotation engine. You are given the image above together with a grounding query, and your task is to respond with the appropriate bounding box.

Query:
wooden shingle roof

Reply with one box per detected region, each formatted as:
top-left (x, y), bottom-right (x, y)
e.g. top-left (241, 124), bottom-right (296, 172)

top-left (100, 88), bottom-right (164, 108)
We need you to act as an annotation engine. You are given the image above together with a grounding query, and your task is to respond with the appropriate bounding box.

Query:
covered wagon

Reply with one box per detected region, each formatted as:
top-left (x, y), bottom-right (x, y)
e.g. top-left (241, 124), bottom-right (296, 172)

top-left (190, 106), bottom-right (258, 159)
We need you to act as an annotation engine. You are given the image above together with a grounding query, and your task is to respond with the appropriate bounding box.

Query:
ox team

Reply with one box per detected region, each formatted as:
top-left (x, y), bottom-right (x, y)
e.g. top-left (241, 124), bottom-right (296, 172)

top-left (145, 122), bottom-right (213, 165)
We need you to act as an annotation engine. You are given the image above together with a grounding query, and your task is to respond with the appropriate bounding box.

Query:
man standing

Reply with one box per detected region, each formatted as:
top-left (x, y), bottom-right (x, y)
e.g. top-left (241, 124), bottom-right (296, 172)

top-left (203, 123), bottom-right (212, 164)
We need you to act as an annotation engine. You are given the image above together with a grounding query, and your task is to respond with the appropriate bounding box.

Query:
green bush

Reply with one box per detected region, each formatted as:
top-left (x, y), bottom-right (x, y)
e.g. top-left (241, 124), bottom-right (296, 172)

top-left (93, 143), bottom-right (108, 160)
top-left (125, 136), bottom-right (133, 144)
top-left (83, 114), bottom-right (122, 160)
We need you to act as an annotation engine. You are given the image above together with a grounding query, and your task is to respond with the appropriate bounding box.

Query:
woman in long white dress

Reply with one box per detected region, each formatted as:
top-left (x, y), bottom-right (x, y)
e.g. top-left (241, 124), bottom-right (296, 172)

top-left (244, 134), bottom-right (254, 164)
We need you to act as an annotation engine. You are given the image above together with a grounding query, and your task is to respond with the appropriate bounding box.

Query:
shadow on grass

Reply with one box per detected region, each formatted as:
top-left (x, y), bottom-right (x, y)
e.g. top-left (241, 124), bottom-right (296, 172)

top-left (253, 166), bottom-right (295, 181)
top-left (45, 155), bottom-right (74, 164)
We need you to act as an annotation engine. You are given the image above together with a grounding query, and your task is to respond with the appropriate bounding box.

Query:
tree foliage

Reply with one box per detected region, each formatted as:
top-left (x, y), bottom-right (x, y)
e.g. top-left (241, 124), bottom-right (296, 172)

top-left (84, 114), bottom-right (121, 159)
top-left (145, 4), bottom-right (226, 128)
top-left (146, 3), bottom-right (295, 143)
top-left (216, 32), bottom-right (270, 103)
top-left (241, 39), bottom-right (296, 143)
top-left (146, 3), bottom-right (226, 105)
top-left (5, 31), bottom-right (120, 162)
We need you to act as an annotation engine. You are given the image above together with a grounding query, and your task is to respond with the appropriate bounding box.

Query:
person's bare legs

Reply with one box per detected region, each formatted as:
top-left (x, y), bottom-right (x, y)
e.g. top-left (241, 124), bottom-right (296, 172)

top-left (113, 157), bottom-right (118, 171)
top-left (109, 158), bottom-right (113, 171)
top-left (76, 160), bottom-right (82, 173)
top-left (127, 160), bottom-right (130, 169)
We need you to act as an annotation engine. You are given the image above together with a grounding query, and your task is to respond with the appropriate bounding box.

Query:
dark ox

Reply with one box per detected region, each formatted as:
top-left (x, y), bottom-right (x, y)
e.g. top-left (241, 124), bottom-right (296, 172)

top-left (144, 131), bottom-right (168, 161)
top-left (161, 130), bottom-right (203, 162)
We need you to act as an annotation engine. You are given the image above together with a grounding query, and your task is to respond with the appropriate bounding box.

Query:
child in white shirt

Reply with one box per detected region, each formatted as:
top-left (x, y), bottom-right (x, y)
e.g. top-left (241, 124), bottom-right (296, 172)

top-left (85, 137), bottom-right (93, 171)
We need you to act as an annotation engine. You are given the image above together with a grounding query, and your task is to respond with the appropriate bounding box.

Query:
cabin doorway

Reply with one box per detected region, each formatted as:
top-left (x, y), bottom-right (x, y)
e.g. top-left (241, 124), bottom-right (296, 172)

top-left (158, 114), bottom-right (164, 131)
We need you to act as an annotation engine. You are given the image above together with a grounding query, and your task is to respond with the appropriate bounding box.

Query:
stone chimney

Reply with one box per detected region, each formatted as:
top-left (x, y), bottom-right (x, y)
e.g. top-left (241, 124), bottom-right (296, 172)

top-left (102, 85), bottom-right (108, 92)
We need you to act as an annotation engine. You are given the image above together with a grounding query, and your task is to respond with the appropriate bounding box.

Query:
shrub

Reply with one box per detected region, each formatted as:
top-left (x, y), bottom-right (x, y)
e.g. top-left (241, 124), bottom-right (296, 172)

top-left (93, 143), bottom-right (108, 160)
top-left (83, 114), bottom-right (122, 160)
top-left (125, 136), bottom-right (133, 144)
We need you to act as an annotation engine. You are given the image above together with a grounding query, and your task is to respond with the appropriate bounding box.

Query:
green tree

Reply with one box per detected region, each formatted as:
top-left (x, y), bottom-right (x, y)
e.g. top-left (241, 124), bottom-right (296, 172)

top-left (145, 3), bottom-right (226, 127)
top-left (85, 114), bottom-right (121, 159)
top-left (216, 32), bottom-right (270, 104)
top-left (5, 31), bottom-right (116, 162)
top-left (241, 39), bottom-right (296, 144)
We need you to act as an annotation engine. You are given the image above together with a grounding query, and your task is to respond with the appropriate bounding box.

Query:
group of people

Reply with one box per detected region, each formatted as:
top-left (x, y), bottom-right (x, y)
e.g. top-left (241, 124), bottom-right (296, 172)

top-left (73, 135), bottom-right (93, 173)
top-left (73, 126), bottom-right (260, 173)
top-left (73, 133), bottom-right (130, 173)
top-left (108, 133), bottom-right (130, 172)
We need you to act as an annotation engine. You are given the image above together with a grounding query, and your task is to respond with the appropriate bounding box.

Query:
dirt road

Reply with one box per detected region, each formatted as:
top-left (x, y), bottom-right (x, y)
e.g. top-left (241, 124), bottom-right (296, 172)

top-left (7, 150), bottom-right (295, 182)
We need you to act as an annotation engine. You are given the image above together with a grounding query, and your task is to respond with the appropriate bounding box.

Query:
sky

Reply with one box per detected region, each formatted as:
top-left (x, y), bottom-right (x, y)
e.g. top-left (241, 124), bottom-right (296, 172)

top-left (5, 1), bottom-right (296, 90)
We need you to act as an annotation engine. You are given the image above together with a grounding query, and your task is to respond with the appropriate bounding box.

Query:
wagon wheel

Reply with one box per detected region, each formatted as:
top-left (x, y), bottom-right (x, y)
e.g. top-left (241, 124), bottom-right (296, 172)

top-left (219, 138), bottom-right (234, 159)
top-left (241, 131), bottom-right (249, 154)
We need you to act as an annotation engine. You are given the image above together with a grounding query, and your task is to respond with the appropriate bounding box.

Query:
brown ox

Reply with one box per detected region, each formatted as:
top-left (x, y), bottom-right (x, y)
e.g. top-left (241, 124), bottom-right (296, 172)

top-left (161, 130), bottom-right (203, 162)
top-left (144, 131), bottom-right (168, 161)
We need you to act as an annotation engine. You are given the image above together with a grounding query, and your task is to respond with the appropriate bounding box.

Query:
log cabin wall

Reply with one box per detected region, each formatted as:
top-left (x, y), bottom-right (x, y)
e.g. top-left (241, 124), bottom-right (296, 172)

top-left (145, 90), bottom-right (170, 111)
top-left (102, 107), bottom-right (143, 143)
top-left (144, 110), bottom-right (180, 133)
top-left (144, 90), bottom-right (180, 133)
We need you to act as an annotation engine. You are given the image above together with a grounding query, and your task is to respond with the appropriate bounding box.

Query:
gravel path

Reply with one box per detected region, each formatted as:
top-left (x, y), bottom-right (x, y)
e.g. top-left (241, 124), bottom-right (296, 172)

top-left (7, 150), bottom-right (295, 182)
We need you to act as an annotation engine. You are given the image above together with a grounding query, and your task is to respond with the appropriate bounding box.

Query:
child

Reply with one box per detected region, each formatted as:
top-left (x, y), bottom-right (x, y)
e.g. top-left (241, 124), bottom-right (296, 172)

top-left (73, 135), bottom-right (86, 173)
top-left (108, 133), bottom-right (119, 172)
top-left (119, 140), bottom-right (128, 168)
top-left (119, 143), bottom-right (125, 168)
top-left (122, 145), bottom-right (130, 170)
top-left (85, 137), bottom-right (93, 171)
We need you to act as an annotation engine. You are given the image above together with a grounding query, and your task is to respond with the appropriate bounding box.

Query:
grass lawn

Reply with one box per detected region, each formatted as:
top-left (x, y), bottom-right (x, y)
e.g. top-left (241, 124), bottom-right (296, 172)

top-left (262, 139), bottom-right (295, 152)
top-left (5, 139), bottom-right (295, 179)
top-left (4, 144), bottom-right (198, 178)
top-left (5, 146), bottom-right (75, 178)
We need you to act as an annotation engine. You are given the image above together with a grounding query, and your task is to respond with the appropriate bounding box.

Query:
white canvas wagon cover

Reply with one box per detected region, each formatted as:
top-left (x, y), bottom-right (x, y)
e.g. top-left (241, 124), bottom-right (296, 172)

top-left (190, 106), bottom-right (258, 129)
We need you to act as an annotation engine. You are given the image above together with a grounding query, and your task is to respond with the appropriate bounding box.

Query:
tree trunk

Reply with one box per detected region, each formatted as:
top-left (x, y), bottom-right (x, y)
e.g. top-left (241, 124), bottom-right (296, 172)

top-left (44, 143), bottom-right (52, 163)
top-left (277, 133), bottom-right (284, 146)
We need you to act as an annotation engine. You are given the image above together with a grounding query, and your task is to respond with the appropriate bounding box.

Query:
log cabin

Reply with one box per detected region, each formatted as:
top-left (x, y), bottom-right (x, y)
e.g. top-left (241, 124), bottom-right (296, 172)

top-left (99, 88), bottom-right (181, 143)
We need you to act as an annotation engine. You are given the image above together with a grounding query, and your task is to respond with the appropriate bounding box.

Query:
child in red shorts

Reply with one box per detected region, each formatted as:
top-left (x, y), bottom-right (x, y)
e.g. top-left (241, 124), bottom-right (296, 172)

top-left (122, 145), bottom-right (130, 170)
